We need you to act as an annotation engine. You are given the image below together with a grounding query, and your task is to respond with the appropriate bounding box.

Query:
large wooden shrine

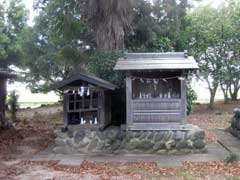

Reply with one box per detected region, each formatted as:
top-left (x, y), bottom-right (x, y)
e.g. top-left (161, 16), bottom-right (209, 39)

top-left (114, 52), bottom-right (198, 130)
top-left (55, 72), bottom-right (116, 130)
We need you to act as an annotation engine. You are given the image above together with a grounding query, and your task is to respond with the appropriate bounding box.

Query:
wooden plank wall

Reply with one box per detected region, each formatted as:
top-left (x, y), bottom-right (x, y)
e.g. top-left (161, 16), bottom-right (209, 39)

top-left (132, 99), bottom-right (181, 123)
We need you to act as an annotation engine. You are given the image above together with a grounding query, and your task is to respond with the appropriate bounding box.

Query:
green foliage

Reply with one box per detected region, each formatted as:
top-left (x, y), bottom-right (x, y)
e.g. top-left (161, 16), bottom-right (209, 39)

top-left (187, 86), bottom-right (197, 115)
top-left (0, 0), bottom-right (28, 68)
top-left (87, 51), bottom-right (125, 87)
top-left (184, 4), bottom-right (240, 108)
top-left (225, 152), bottom-right (238, 163)
top-left (8, 90), bottom-right (19, 121)
top-left (126, 0), bottom-right (193, 52)
top-left (22, 0), bottom-right (94, 93)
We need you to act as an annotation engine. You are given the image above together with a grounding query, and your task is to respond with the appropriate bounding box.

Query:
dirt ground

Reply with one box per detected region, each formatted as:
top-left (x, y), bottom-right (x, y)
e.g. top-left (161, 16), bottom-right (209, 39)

top-left (1, 101), bottom-right (240, 180)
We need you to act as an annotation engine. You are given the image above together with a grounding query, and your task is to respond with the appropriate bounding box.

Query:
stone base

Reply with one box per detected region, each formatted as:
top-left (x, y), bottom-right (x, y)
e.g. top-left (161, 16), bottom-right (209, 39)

top-left (53, 125), bottom-right (206, 154)
top-left (230, 108), bottom-right (240, 139)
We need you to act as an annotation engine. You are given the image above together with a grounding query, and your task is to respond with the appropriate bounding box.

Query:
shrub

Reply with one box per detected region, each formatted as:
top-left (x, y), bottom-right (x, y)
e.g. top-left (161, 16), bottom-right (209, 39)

top-left (187, 86), bottom-right (197, 115)
top-left (8, 90), bottom-right (19, 121)
top-left (225, 152), bottom-right (238, 163)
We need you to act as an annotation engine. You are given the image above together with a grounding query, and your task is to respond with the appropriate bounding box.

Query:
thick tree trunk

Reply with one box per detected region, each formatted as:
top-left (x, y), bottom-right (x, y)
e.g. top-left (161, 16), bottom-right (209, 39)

top-left (230, 90), bottom-right (238, 101)
top-left (81, 0), bottom-right (132, 51)
top-left (209, 92), bottom-right (215, 110)
top-left (208, 87), bottom-right (217, 110)
top-left (0, 78), bottom-right (6, 127)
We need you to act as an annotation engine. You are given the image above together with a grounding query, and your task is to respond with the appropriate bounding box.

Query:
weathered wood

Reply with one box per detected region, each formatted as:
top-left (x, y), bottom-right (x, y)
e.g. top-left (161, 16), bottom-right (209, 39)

top-left (116, 59), bottom-right (197, 64)
top-left (124, 52), bottom-right (188, 59)
top-left (63, 91), bottom-right (68, 127)
top-left (68, 124), bottom-right (100, 131)
top-left (133, 113), bottom-right (180, 123)
top-left (180, 78), bottom-right (187, 124)
top-left (104, 90), bottom-right (112, 128)
top-left (55, 72), bottom-right (116, 90)
top-left (133, 99), bottom-right (181, 111)
top-left (59, 76), bottom-right (115, 129)
top-left (115, 52), bottom-right (197, 131)
top-left (114, 52), bottom-right (198, 71)
top-left (98, 90), bottom-right (105, 129)
top-left (67, 108), bottom-right (98, 113)
top-left (124, 71), bottom-right (188, 130)
top-left (129, 123), bottom-right (194, 131)
top-left (126, 76), bottom-right (133, 128)
top-left (115, 64), bottom-right (198, 71)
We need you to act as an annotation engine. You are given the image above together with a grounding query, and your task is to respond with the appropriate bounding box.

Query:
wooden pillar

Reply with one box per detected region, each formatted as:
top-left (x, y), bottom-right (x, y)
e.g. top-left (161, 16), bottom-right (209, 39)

top-left (98, 90), bottom-right (105, 129)
top-left (0, 78), bottom-right (6, 125)
top-left (126, 76), bottom-right (132, 129)
top-left (180, 78), bottom-right (187, 124)
top-left (63, 91), bottom-right (68, 127)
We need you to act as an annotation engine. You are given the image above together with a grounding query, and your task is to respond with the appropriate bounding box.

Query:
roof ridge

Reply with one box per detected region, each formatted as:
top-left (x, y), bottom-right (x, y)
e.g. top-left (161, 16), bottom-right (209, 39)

top-left (54, 72), bottom-right (116, 90)
top-left (124, 52), bottom-right (187, 59)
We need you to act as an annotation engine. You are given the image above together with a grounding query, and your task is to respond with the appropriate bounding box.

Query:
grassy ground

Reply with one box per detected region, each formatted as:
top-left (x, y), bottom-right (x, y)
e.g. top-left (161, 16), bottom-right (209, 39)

top-left (18, 102), bottom-right (58, 108)
top-left (1, 101), bottom-right (240, 179)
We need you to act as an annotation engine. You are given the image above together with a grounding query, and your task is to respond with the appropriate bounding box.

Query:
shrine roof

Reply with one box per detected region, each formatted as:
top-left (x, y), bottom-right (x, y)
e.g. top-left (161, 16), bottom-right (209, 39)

top-left (114, 52), bottom-right (198, 71)
top-left (54, 72), bottom-right (116, 90)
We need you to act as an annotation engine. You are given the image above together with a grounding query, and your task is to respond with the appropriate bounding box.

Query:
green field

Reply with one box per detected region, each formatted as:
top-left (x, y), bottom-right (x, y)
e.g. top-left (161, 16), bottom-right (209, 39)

top-left (19, 102), bottom-right (58, 108)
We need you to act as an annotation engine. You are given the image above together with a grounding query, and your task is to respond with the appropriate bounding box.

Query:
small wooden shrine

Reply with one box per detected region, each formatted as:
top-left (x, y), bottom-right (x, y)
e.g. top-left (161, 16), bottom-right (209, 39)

top-left (114, 52), bottom-right (198, 131)
top-left (55, 72), bottom-right (116, 130)
top-left (0, 69), bottom-right (16, 124)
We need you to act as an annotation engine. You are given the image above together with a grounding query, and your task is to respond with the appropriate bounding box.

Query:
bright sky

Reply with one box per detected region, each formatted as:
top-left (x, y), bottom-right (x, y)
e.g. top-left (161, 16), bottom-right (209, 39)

top-left (23, 0), bottom-right (35, 26)
top-left (7, 0), bottom-right (228, 105)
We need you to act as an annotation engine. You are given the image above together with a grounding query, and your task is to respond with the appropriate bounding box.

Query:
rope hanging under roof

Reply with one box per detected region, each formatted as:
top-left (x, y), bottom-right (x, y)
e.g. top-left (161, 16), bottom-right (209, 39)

top-left (64, 86), bottom-right (91, 96)
top-left (131, 76), bottom-right (185, 83)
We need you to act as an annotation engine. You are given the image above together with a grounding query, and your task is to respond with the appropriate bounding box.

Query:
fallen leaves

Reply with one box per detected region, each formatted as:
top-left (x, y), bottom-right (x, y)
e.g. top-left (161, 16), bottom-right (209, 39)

top-left (8, 160), bottom-right (240, 179)
top-left (1, 102), bottom-right (240, 179)
top-left (188, 101), bottom-right (239, 142)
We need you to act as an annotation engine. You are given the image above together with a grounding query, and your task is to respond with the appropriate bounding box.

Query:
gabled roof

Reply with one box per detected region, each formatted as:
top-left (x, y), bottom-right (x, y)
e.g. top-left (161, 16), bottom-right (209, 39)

top-left (54, 72), bottom-right (116, 90)
top-left (0, 68), bottom-right (16, 78)
top-left (114, 52), bottom-right (199, 71)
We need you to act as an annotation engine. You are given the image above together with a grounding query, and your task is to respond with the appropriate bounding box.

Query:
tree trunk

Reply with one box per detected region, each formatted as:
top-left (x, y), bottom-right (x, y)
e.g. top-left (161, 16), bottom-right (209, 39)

top-left (220, 84), bottom-right (230, 104)
top-left (206, 79), bottom-right (218, 110)
top-left (81, 0), bottom-right (132, 51)
top-left (209, 92), bottom-right (215, 109)
top-left (230, 91), bottom-right (238, 101)
top-left (223, 91), bottom-right (230, 104)
top-left (0, 78), bottom-right (6, 127)
top-left (230, 81), bottom-right (239, 101)
top-left (208, 87), bottom-right (217, 110)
